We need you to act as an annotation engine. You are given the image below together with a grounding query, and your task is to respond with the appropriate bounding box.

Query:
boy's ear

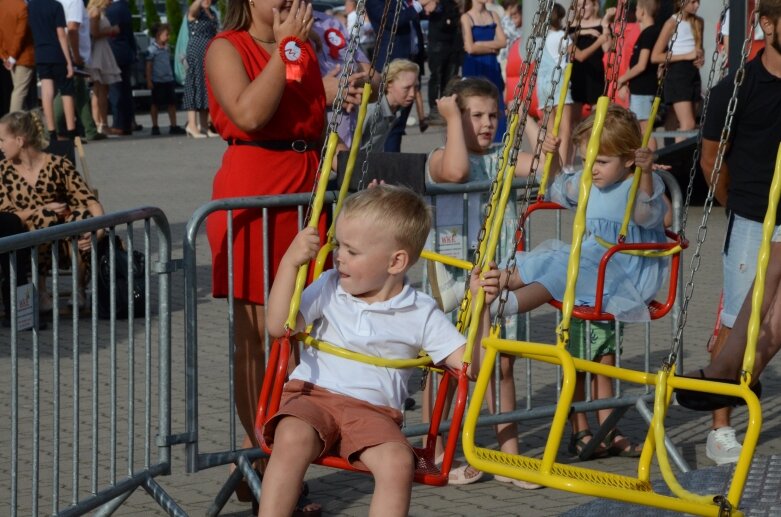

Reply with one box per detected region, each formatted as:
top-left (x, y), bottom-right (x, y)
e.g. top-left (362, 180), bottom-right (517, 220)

top-left (387, 249), bottom-right (410, 275)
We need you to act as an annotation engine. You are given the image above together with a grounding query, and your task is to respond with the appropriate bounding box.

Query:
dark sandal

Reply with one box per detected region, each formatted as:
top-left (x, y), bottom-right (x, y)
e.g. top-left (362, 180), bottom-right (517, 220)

top-left (675, 369), bottom-right (762, 411)
top-left (603, 428), bottom-right (642, 458)
top-left (292, 482), bottom-right (322, 517)
top-left (567, 429), bottom-right (608, 461)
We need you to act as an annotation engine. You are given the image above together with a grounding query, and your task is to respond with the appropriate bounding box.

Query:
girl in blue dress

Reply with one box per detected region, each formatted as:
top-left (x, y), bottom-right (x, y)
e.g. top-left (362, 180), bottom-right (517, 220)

top-left (460, 0), bottom-right (507, 142)
top-left (487, 104), bottom-right (668, 323)
top-left (479, 104), bottom-right (667, 458)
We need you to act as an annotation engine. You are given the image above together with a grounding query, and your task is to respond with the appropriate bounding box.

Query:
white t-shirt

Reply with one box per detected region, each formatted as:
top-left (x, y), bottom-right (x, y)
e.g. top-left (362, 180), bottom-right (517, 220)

top-left (57, 0), bottom-right (92, 64)
top-left (289, 269), bottom-right (465, 410)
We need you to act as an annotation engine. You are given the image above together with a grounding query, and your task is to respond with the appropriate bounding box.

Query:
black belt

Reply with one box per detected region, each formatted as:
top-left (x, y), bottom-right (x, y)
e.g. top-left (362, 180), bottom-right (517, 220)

top-left (226, 138), bottom-right (317, 153)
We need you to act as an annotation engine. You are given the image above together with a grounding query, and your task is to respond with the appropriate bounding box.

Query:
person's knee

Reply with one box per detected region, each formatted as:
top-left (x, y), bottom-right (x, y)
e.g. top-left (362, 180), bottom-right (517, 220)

top-left (370, 445), bottom-right (414, 481)
top-left (272, 418), bottom-right (321, 456)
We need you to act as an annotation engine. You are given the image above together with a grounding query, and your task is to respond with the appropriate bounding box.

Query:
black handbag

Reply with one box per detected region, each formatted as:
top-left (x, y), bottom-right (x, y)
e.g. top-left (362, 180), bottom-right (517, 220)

top-left (96, 236), bottom-right (145, 320)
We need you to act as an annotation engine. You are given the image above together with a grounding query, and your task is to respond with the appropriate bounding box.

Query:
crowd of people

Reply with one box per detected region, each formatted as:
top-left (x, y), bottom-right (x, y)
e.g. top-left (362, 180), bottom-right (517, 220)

top-left (1, 0), bottom-right (781, 516)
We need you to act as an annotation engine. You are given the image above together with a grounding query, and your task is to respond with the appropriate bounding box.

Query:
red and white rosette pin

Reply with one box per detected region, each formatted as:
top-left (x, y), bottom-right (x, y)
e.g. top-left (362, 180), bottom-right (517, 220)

top-left (279, 36), bottom-right (308, 82)
top-left (324, 28), bottom-right (346, 59)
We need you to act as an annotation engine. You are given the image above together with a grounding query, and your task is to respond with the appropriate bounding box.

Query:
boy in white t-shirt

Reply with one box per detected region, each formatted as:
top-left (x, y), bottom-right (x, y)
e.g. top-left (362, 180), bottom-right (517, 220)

top-left (261, 185), bottom-right (491, 517)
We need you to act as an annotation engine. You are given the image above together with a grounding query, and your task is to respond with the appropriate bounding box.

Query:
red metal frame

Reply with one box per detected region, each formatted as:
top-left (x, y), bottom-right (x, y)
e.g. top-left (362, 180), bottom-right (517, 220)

top-left (254, 334), bottom-right (471, 486)
top-left (518, 200), bottom-right (688, 321)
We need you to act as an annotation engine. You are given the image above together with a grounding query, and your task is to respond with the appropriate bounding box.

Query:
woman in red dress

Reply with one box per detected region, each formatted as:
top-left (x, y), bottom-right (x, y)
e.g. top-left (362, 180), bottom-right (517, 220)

top-left (204, 0), bottom-right (323, 506)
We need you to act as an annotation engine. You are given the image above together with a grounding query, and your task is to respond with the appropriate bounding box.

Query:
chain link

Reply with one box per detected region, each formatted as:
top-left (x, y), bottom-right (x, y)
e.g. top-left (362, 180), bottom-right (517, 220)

top-left (605, 0), bottom-right (629, 100)
top-left (679, 0), bottom-right (731, 234)
top-left (494, 2), bottom-right (585, 324)
top-left (303, 0), bottom-right (370, 228)
top-left (666, 1), bottom-right (758, 366)
top-left (356, 0), bottom-right (403, 191)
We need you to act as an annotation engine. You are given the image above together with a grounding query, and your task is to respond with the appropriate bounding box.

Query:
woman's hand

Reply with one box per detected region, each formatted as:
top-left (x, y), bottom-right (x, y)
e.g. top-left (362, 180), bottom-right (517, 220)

top-left (273, 0), bottom-right (314, 43)
top-left (44, 201), bottom-right (69, 216)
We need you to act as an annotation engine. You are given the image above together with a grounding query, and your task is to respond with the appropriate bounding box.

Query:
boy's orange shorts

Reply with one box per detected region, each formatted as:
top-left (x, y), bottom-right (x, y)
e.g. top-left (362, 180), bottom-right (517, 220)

top-left (263, 380), bottom-right (414, 469)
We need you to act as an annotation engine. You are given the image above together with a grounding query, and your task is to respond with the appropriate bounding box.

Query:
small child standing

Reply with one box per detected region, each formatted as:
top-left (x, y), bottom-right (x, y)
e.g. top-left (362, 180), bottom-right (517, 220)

top-left (480, 105), bottom-right (668, 456)
top-left (146, 23), bottom-right (185, 136)
top-left (261, 185), bottom-right (484, 517)
top-left (617, 0), bottom-right (660, 150)
top-left (426, 77), bottom-right (558, 489)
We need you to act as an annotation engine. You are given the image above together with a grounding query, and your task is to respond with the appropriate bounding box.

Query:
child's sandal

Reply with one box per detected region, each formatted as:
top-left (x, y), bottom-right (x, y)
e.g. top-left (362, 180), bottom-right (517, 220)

top-left (603, 428), bottom-right (642, 458)
top-left (567, 429), bottom-right (608, 461)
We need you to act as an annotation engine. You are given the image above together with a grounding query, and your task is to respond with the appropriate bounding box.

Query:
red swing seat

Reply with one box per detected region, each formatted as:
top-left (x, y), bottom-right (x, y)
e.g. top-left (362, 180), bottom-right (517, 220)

top-left (254, 333), bottom-right (471, 486)
top-left (517, 200), bottom-right (688, 322)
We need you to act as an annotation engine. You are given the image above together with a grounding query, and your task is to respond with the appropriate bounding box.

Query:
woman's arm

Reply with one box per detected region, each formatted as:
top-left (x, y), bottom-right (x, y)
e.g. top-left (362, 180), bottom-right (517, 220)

top-left (205, 3), bottom-right (314, 133)
top-left (651, 18), bottom-right (697, 64)
top-left (490, 11), bottom-right (507, 50)
top-left (460, 14), bottom-right (498, 55)
top-left (187, 0), bottom-right (203, 22)
top-left (89, 9), bottom-right (101, 38)
top-left (428, 94), bottom-right (470, 183)
top-left (573, 30), bottom-right (610, 62)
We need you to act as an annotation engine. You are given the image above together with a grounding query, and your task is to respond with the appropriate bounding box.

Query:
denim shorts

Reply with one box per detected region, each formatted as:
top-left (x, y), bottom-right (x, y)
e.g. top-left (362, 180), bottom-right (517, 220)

top-left (629, 94), bottom-right (655, 121)
top-left (721, 214), bottom-right (781, 327)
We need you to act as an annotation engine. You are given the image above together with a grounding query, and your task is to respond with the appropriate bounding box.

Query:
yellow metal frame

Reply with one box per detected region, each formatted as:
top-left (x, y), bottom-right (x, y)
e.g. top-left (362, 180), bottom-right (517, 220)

top-left (462, 105), bottom-right (780, 514)
top-left (538, 63), bottom-right (573, 198)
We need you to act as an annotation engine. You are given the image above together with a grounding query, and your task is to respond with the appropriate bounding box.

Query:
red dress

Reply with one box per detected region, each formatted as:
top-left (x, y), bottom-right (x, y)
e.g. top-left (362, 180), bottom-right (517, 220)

top-left (206, 30), bottom-right (326, 304)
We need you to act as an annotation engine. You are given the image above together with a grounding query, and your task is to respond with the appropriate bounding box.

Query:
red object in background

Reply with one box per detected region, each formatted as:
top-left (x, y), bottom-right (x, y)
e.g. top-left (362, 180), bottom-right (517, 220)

top-left (603, 21), bottom-right (641, 110)
top-left (505, 38), bottom-right (541, 120)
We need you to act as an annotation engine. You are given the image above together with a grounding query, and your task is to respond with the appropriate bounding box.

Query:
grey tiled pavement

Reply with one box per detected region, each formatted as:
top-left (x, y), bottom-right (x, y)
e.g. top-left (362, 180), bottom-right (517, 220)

top-left (4, 112), bottom-right (781, 516)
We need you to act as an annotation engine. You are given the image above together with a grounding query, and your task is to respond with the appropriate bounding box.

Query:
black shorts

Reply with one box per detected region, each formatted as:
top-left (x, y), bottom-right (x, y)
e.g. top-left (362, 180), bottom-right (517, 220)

top-left (36, 63), bottom-right (75, 97)
top-left (151, 81), bottom-right (177, 108)
top-left (663, 61), bottom-right (701, 104)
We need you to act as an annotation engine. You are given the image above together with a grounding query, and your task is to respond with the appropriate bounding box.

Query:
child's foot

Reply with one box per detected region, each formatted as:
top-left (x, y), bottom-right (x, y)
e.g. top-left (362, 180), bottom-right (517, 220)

top-left (603, 428), bottom-right (642, 457)
top-left (151, 126), bottom-right (161, 136)
top-left (169, 125), bottom-right (186, 135)
top-left (567, 429), bottom-right (608, 460)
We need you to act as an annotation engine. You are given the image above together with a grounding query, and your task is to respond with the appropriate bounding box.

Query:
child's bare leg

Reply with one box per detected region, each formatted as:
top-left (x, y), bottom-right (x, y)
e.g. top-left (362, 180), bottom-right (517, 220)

top-left (258, 417), bottom-right (322, 517)
top-left (486, 354), bottom-right (519, 454)
top-left (672, 101), bottom-right (695, 142)
top-left (359, 442), bottom-right (414, 517)
top-left (569, 372), bottom-right (590, 434)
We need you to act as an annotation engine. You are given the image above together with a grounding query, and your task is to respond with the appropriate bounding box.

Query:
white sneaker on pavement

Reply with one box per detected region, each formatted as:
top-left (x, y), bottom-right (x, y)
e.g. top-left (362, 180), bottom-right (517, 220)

top-left (706, 426), bottom-right (742, 465)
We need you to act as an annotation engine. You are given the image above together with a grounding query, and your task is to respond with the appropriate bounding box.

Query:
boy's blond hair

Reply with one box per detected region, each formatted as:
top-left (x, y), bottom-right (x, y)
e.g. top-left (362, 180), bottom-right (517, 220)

top-left (637, 0), bottom-right (658, 18)
top-left (572, 104), bottom-right (642, 160)
top-left (385, 59), bottom-right (420, 90)
top-left (340, 185), bottom-right (432, 265)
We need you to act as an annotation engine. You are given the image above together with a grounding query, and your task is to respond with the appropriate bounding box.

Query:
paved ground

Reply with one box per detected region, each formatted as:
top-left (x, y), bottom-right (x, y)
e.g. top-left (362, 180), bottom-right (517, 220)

top-left (2, 110), bottom-right (781, 517)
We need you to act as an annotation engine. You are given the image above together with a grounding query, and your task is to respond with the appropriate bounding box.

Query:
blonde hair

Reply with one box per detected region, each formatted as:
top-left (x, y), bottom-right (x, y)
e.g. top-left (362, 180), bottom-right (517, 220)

top-left (340, 185), bottom-right (432, 264)
top-left (0, 110), bottom-right (50, 151)
top-left (572, 104), bottom-right (641, 160)
top-left (223, 0), bottom-right (252, 32)
top-left (385, 59), bottom-right (419, 91)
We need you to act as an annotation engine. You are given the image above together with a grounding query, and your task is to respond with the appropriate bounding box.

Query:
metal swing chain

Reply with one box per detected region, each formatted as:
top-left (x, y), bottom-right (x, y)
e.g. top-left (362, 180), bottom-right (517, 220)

top-left (680, 0), bottom-right (733, 234)
top-left (303, 0), bottom-right (370, 228)
top-left (493, 2), bottom-right (585, 325)
top-left (665, 3), bottom-right (759, 369)
top-left (356, 0), bottom-right (404, 191)
top-left (605, 0), bottom-right (629, 100)
top-left (451, 0), bottom-right (556, 333)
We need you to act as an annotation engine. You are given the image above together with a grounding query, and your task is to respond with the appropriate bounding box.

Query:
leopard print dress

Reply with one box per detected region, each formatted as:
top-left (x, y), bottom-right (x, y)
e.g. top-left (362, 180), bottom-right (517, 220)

top-left (0, 154), bottom-right (98, 274)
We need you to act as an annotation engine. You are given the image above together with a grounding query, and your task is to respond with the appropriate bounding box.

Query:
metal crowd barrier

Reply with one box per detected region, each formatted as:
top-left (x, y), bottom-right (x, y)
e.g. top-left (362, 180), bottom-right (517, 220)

top-left (0, 207), bottom-right (182, 517)
top-left (182, 172), bottom-right (689, 513)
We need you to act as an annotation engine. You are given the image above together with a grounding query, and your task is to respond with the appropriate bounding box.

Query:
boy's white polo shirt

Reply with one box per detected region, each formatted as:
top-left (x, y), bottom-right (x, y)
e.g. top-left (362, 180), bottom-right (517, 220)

top-left (289, 269), bottom-right (465, 410)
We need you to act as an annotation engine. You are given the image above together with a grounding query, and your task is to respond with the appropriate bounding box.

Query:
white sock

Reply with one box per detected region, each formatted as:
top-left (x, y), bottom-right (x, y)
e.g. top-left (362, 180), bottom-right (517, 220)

top-left (490, 290), bottom-right (519, 318)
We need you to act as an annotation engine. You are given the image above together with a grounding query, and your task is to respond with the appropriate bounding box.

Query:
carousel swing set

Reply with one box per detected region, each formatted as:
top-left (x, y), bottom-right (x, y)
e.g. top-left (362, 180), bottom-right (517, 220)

top-left (246, 0), bottom-right (779, 514)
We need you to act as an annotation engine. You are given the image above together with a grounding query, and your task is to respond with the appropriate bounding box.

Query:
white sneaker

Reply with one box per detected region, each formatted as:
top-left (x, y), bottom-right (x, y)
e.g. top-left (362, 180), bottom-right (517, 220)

top-left (706, 426), bottom-right (742, 465)
top-left (427, 260), bottom-right (463, 313)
